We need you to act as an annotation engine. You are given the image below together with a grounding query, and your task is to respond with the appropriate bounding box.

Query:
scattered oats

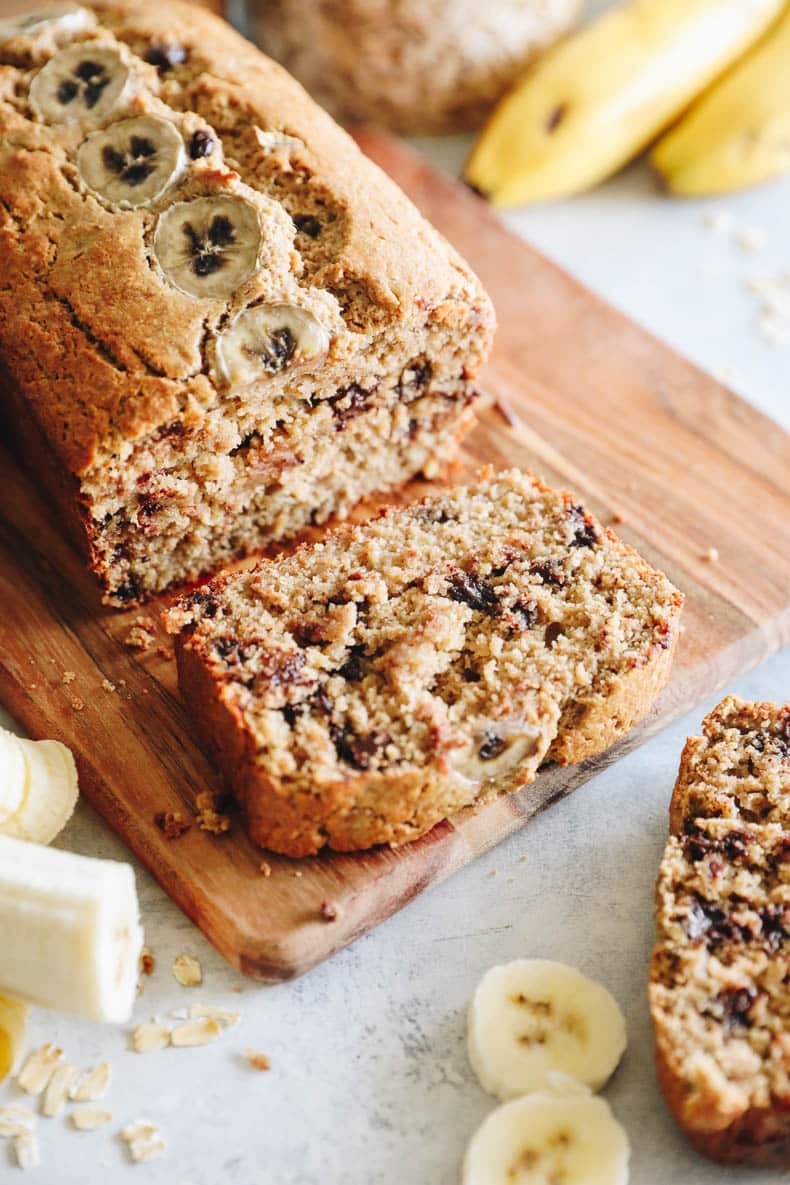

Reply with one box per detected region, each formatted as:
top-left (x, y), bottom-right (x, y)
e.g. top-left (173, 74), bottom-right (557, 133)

top-left (70, 697), bottom-right (85, 711)
top-left (170, 1008), bottom-right (189, 1020)
top-left (702, 547), bottom-right (719, 563)
top-left (702, 209), bottom-right (733, 234)
top-left (42, 1063), bottom-right (77, 1117)
top-left (519, 855), bottom-right (529, 863)
top-left (170, 1017), bottom-right (222, 1047)
top-left (188, 1004), bottom-right (240, 1027)
top-left (122, 1120), bottom-right (166, 1164)
top-left (71, 1108), bottom-right (113, 1131)
top-left (101, 678), bottom-right (116, 693)
top-left (292, 870), bottom-right (303, 878)
top-left (0, 1104), bottom-right (36, 1136)
top-left (244, 1049), bottom-right (270, 1072)
top-left (155, 810), bottom-right (191, 840)
top-left (259, 860), bottom-right (272, 878)
top-left (70, 1061), bottom-right (111, 1102)
top-left (139, 946), bottom-right (155, 976)
top-left (744, 271), bottom-right (790, 346)
top-left (493, 397), bottom-right (519, 428)
top-left (133, 1021), bottom-right (171, 1053)
top-left (18, 1044), bottom-right (63, 1095)
top-left (319, 900), bottom-right (338, 923)
top-left (735, 225), bottom-right (767, 253)
top-left (14, 1132), bottom-right (39, 1170)
top-left (62, 670), bottom-right (76, 684)
top-left (172, 953), bottom-right (202, 988)
top-left (194, 791), bottom-right (231, 836)
top-left (487, 868), bottom-right (498, 878)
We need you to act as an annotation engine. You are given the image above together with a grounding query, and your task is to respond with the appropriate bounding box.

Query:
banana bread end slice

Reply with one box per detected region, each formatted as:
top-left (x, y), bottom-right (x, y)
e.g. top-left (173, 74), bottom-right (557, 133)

top-left (164, 470), bottom-right (683, 856)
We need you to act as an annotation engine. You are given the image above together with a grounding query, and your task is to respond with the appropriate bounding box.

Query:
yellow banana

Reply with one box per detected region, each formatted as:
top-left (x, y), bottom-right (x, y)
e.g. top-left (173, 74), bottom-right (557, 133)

top-left (651, 7), bottom-right (790, 195)
top-left (465, 0), bottom-right (785, 206)
top-left (0, 994), bottom-right (29, 1081)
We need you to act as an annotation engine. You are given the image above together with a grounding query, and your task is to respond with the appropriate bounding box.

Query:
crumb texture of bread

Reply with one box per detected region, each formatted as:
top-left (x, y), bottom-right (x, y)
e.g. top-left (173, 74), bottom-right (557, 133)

top-left (252, 0), bottom-right (582, 135)
top-left (0, 0), bottom-right (494, 605)
top-left (165, 470), bottom-right (683, 856)
top-left (650, 697), bottom-right (790, 1167)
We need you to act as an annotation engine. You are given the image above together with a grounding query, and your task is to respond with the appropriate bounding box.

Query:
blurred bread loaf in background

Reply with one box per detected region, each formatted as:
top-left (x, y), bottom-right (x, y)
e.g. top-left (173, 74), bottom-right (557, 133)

top-left (251, 0), bottom-right (582, 135)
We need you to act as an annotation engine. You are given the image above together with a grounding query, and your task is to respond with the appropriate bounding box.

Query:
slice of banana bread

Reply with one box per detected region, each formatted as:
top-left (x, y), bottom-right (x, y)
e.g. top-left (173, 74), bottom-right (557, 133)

top-left (669, 697), bottom-right (790, 834)
top-left (0, 0), bottom-right (494, 606)
top-left (650, 817), bottom-right (790, 1166)
top-left (164, 470), bottom-right (683, 856)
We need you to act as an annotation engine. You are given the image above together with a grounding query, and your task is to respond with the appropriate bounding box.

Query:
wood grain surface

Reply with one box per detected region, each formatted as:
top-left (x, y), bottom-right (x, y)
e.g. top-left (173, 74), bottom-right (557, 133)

top-left (2, 129), bottom-right (790, 981)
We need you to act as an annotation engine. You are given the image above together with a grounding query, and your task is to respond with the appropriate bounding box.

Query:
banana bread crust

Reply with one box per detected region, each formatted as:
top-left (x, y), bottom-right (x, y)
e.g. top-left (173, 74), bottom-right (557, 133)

top-left (0, 0), bottom-right (494, 604)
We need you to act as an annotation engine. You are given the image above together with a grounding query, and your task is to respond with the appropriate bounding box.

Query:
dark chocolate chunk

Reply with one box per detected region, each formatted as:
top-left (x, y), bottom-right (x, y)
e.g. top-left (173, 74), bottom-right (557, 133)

top-left (328, 383), bottom-right (376, 430)
top-left (478, 732), bottom-right (507, 761)
top-left (189, 129), bottom-right (215, 159)
top-left (448, 572), bottom-right (499, 616)
top-left (292, 214), bottom-right (321, 238)
top-left (145, 42), bottom-right (188, 71)
top-left (567, 503), bottom-right (598, 548)
top-left (333, 726), bottom-right (390, 771)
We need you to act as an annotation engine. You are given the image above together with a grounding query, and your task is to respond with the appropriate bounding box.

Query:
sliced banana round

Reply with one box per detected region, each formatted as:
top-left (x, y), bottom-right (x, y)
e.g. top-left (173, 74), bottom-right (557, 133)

top-left (215, 303), bottom-right (330, 388)
top-left (0, 3), bottom-right (94, 44)
top-left (153, 195), bottom-right (262, 301)
top-left (29, 43), bottom-right (132, 126)
top-left (462, 1091), bottom-right (630, 1185)
top-left (77, 115), bottom-right (186, 209)
top-left (468, 959), bottom-right (627, 1100)
top-left (9, 737), bottom-right (79, 845)
top-left (451, 725), bottom-right (545, 786)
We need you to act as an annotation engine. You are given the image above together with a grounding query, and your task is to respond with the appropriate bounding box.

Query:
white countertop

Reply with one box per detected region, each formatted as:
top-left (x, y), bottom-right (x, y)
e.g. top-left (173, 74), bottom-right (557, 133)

top-left (2, 137), bottom-right (789, 1185)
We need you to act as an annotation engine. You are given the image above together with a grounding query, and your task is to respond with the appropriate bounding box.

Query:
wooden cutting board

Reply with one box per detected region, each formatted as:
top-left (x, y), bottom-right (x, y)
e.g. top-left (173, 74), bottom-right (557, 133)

top-left (2, 131), bottom-right (789, 982)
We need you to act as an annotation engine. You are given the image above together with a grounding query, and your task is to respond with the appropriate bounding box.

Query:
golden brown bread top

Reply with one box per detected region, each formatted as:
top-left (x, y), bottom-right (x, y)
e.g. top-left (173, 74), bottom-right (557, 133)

top-left (0, 0), bottom-right (493, 476)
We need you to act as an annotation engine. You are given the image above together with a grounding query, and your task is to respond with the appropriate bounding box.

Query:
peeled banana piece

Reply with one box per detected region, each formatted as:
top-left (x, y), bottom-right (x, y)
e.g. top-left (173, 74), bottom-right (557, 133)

top-left (462, 1087), bottom-right (630, 1185)
top-left (0, 995), bottom-right (29, 1082)
top-left (465, 0), bottom-right (786, 205)
top-left (0, 835), bottom-right (143, 1023)
top-left (651, 7), bottom-right (790, 195)
top-left (0, 725), bottom-right (78, 844)
top-left (468, 959), bottom-right (626, 1100)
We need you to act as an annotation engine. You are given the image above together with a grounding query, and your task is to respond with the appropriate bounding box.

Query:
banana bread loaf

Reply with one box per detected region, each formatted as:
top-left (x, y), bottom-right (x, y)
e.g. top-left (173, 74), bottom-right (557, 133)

top-left (650, 698), bottom-right (790, 1166)
top-left (252, 0), bottom-right (582, 135)
top-left (164, 470), bottom-right (683, 856)
top-left (0, 0), bottom-right (494, 605)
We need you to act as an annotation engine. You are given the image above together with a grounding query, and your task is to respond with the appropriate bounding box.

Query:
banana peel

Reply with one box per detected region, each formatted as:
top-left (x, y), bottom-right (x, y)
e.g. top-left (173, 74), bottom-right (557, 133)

top-left (0, 995), bottom-right (29, 1081)
top-left (465, 0), bottom-right (786, 206)
top-left (651, 6), bottom-right (790, 195)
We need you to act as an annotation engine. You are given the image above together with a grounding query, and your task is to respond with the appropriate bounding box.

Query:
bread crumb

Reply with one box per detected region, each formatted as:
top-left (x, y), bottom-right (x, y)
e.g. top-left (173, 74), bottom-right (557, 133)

top-left (493, 397), bottom-right (519, 429)
top-left (62, 670), bottom-right (76, 684)
top-left (124, 620), bottom-right (156, 651)
top-left (101, 678), bottom-right (116, 693)
top-left (702, 547), bottom-right (719, 564)
top-left (172, 953), bottom-right (202, 988)
top-left (155, 810), bottom-right (191, 840)
top-left (69, 697), bottom-right (85, 712)
top-left (610, 511), bottom-right (624, 525)
top-left (139, 946), bottom-right (155, 976)
top-left (195, 791), bottom-right (231, 836)
top-left (292, 870), bottom-right (303, 878)
top-left (244, 1049), bottom-right (271, 1071)
top-left (122, 1120), bottom-right (165, 1163)
top-left (320, 900), bottom-right (338, 923)
top-left (259, 860), bottom-right (272, 878)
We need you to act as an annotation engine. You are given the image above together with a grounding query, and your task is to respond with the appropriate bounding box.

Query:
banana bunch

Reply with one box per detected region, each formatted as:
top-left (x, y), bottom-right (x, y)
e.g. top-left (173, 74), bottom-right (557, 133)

top-left (463, 959), bottom-right (630, 1184)
top-left (466, 0), bottom-right (789, 204)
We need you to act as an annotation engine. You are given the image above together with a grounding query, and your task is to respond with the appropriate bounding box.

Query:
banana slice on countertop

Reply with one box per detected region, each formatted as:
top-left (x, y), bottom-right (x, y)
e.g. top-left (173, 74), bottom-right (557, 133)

top-left (215, 303), bottom-right (330, 388)
top-left (77, 115), bottom-right (187, 208)
top-left (0, 726), bottom-right (78, 845)
top-left (153, 194), bottom-right (263, 300)
top-left (468, 959), bottom-right (626, 1100)
top-left (0, 995), bottom-right (29, 1082)
top-left (29, 42), bottom-right (135, 126)
top-left (0, 835), bottom-right (143, 1023)
top-left (462, 1087), bottom-right (630, 1185)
